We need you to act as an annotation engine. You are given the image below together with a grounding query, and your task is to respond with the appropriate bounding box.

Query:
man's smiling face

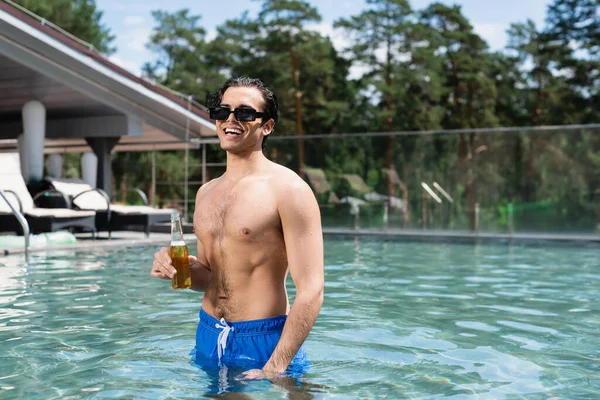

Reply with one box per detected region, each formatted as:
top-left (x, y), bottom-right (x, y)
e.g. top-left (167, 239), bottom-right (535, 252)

top-left (216, 86), bottom-right (273, 154)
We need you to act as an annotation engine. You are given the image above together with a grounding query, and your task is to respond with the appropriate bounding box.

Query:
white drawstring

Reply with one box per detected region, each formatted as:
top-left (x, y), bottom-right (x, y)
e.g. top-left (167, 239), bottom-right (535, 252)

top-left (215, 318), bottom-right (234, 365)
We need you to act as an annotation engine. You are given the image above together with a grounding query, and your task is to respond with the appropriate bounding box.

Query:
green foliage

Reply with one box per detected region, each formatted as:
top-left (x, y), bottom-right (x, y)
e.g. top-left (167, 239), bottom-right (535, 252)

top-left (11, 0), bottom-right (115, 54)
top-left (142, 9), bottom-right (224, 103)
top-left (89, 0), bottom-right (597, 232)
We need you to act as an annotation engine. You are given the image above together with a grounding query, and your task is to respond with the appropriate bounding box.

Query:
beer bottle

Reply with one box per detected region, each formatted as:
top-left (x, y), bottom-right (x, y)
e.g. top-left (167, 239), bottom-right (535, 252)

top-left (169, 212), bottom-right (191, 289)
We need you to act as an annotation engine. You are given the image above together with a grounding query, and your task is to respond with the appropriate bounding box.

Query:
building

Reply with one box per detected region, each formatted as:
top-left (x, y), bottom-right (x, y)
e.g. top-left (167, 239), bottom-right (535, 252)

top-left (0, 1), bottom-right (216, 197)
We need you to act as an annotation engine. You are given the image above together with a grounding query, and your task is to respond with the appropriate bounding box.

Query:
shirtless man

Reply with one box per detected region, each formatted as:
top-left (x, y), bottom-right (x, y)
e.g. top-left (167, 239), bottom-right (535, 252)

top-left (151, 77), bottom-right (324, 384)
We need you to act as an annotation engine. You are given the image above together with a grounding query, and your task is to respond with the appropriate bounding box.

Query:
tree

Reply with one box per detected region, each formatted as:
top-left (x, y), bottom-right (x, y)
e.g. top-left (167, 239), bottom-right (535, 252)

top-left (506, 20), bottom-right (572, 202)
top-left (420, 3), bottom-right (498, 230)
top-left (546, 0), bottom-right (599, 57)
top-left (210, 1), bottom-right (352, 173)
top-left (256, 0), bottom-right (322, 178)
top-left (112, 151), bottom-right (197, 209)
top-left (11, 0), bottom-right (115, 54)
top-left (545, 0), bottom-right (599, 123)
top-left (334, 0), bottom-right (415, 225)
top-left (38, 0), bottom-right (593, 233)
top-left (544, 0), bottom-right (600, 229)
top-left (142, 9), bottom-right (224, 103)
top-left (487, 52), bottom-right (529, 201)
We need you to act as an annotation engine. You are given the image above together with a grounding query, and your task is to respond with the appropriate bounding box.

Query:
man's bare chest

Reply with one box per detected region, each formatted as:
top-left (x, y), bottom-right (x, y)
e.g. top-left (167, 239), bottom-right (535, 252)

top-left (193, 188), bottom-right (280, 244)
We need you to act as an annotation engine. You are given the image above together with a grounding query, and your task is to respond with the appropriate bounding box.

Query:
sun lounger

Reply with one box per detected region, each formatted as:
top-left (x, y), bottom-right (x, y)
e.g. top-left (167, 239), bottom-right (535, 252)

top-left (47, 178), bottom-right (176, 238)
top-left (304, 167), bottom-right (340, 204)
top-left (0, 154), bottom-right (96, 235)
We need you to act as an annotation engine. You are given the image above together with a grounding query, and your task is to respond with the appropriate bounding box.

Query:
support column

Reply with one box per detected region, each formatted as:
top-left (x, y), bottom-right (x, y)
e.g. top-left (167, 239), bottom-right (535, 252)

top-left (85, 137), bottom-right (119, 198)
top-left (81, 152), bottom-right (98, 188)
top-left (46, 154), bottom-right (63, 179)
top-left (20, 101), bottom-right (46, 183)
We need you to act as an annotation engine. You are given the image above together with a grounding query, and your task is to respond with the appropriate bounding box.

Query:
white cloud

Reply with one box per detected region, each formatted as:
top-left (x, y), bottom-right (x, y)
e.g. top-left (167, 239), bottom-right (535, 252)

top-left (305, 22), bottom-right (363, 79)
top-left (108, 55), bottom-right (142, 75)
top-left (305, 22), bottom-right (350, 53)
top-left (206, 28), bottom-right (217, 42)
top-left (118, 27), bottom-right (152, 52)
top-left (124, 16), bottom-right (145, 25)
top-left (98, 0), bottom-right (160, 13)
top-left (349, 64), bottom-right (370, 80)
top-left (305, 22), bottom-right (415, 80)
top-left (472, 22), bottom-right (508, 51)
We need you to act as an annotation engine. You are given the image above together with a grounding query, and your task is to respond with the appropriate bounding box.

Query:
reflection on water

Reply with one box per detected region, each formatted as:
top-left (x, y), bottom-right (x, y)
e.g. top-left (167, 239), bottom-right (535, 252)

top-left (0, 240), bottom-right (599, 398)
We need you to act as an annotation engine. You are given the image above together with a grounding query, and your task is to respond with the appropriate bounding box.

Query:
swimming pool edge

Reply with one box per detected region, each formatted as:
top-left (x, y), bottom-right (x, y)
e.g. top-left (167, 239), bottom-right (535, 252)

top-left (2, 229), bottom-right (599, 257)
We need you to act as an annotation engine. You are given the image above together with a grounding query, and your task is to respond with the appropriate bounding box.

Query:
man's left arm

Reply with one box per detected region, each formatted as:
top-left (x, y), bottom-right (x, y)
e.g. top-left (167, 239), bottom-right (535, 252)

top-left (263, 178), bottom-right (325, 374)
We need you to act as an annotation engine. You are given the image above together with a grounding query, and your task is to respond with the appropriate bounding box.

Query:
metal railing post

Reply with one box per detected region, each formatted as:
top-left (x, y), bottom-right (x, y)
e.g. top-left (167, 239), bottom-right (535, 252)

top-left (508, 203), bottom-right (514, 236)
top-left (0, 189), bottom-right (30, 259)
top-left (474, 203), bottom-right (480, 234)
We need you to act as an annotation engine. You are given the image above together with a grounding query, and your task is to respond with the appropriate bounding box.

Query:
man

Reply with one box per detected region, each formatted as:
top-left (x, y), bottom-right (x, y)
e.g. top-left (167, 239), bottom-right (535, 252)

top-left (151, 77), bottom-right (324, 385)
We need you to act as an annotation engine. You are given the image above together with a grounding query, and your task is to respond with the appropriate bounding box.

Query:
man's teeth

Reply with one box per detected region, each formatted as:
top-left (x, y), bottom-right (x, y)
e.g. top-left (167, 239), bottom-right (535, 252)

top-left (225, 128), bottom-right (243, 135)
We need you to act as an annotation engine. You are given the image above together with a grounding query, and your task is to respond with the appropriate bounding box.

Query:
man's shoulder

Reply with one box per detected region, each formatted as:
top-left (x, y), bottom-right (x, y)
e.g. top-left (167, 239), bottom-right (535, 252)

top-left (196, 177), bottom-right (222, 198)
top-left (267, 162), bottom-right (314, 197)
top-left (269, 163), bottom-right (306, 186)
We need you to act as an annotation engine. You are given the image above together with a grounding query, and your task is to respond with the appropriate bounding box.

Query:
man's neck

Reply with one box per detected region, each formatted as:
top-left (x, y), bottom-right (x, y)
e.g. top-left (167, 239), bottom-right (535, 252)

top-left (225, 149), bottom-right (267, 180)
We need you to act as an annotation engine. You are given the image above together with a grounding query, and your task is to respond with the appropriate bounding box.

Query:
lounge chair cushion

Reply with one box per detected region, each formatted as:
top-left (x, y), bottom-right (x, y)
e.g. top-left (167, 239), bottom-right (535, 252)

top-left (25, 208), bottom-right (95, 218)
top-left (304, 167), bottom-right (332, 194)
top-left (50, 180), bottom-right (108, 210)
top-left (49, 179), bottom-right (176, 215)
top-left (342, 174), bottom-right (374, 195)
top-left (0, 173), bottom-right (35, 213)
top-left (110, 205), bottom-right (176, 215)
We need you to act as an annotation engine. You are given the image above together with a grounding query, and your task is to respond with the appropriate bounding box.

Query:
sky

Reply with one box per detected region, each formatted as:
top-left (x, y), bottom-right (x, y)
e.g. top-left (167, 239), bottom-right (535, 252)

top-left (95, 0), bottom-right (553, 76)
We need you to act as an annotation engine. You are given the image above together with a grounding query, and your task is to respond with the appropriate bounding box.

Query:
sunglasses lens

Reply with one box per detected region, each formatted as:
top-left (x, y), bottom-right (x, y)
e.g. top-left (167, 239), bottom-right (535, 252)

top-left (210, 107), bottom-right (230, 120)
top-left (235, 109), bottom-right (256, 121)
top-left (211, 107), bottom-right (262, 121)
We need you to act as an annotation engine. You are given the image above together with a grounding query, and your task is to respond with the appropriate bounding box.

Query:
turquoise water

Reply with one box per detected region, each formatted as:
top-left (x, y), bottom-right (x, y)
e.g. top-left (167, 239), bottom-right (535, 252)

top-left (0, 239), bottom-right (599, 399)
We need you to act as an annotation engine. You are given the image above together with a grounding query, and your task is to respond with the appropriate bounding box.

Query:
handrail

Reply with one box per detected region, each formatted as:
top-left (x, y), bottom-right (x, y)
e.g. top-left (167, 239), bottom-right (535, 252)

top-left (70, 187), bottom-right (111, 240)
top-left (0, 188), bottom-right (30, 259)
top-left (3, 189), bottom-right (23, 213)
top-left (72, 187), bottom-right (111, 219)
top-left (113, 188), bottom-right (149, 206)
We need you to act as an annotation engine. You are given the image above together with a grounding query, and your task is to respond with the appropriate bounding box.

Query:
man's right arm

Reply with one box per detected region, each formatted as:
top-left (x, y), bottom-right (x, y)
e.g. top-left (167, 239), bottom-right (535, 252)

top-left (190, 240), bottom-right (211, 292)
top-left (190, 182), bottom-right (212, 291)
top-left (152, 183), bottom-right (213, 291)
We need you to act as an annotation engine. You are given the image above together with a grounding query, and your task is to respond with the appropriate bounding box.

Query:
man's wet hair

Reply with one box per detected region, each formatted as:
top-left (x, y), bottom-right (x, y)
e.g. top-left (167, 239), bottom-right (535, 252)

top-left (207, 77), bottom-right (278, 149)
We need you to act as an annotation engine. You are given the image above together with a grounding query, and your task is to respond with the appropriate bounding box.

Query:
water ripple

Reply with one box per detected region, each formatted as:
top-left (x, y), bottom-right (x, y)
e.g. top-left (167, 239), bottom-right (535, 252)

top-left (479, 305), bottom-right (558, 316)
top-left (0, 241), bottom-right (598, 399)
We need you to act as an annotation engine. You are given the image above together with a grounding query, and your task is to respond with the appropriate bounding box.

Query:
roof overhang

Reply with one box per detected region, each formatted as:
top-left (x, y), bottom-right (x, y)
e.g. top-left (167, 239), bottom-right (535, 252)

top-left (0, 124), bottom-right (202, 154)
top-left (0, 1), bottom-right (216, 149)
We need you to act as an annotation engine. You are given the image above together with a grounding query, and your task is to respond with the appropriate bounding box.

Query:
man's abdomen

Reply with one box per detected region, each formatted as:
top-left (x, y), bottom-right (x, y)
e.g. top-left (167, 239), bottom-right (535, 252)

top-left (201, 267), bottom-right (289, 321)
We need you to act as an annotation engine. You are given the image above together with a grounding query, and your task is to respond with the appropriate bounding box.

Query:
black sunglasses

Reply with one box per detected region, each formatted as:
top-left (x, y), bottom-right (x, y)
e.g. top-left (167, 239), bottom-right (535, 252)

top-left (209, 106), bottom-right (266, 122)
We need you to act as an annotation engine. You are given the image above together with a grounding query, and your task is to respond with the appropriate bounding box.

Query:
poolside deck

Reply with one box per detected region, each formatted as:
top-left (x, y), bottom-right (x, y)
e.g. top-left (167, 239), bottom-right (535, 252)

top-left (2, 226), bottom-right (599, 257)
top-left (0, 231), bottom-right (195, 256)
top-left (322, 227), bottom-right (600, 245)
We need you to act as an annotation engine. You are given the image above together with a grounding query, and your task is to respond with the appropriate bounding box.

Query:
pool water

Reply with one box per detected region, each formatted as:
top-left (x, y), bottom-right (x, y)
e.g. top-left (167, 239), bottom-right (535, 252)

top-left (0, 239), bottom-right (599, 399)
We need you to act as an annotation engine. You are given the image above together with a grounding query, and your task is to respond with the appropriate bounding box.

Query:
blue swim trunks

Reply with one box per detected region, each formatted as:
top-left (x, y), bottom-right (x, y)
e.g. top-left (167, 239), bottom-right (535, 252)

top-left (192, 308), bottom-right (310, 371)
